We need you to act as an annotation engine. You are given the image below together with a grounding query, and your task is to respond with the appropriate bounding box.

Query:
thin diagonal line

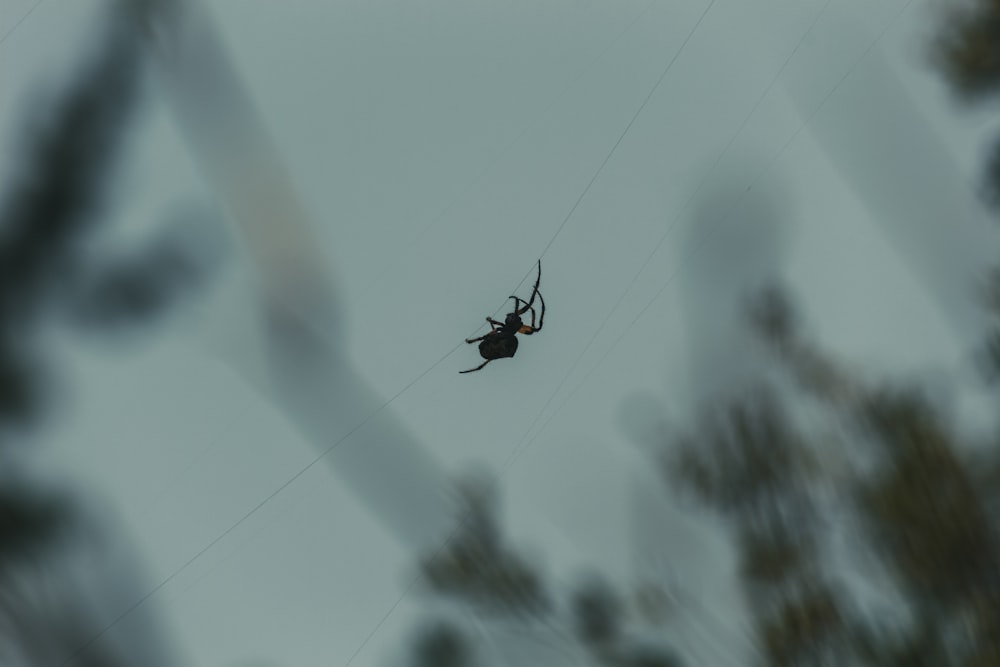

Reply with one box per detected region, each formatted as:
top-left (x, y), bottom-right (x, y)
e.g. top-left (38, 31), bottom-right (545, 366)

top-left (0, 0), bottom-right (44, 48)
top-left (60, 338), bottom-right (464, 665)
top-left (361, 0), bottom-right (659, 311)
top-left (538, 0), bottom-right (719, 260)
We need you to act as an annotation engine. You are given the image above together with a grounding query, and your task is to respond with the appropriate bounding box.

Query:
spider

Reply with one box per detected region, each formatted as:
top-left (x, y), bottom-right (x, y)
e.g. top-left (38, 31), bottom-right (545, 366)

top-left (460, 260), bottom-right (545, 374)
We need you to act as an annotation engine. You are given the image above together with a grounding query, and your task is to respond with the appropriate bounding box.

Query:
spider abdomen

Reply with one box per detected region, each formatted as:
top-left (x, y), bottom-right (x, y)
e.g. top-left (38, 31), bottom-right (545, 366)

top-left (479, 335), bottom-right (518, 360)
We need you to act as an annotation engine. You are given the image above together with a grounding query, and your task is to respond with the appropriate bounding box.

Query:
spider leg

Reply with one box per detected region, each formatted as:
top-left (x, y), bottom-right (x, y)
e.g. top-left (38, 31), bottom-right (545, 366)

top-left (533, 289), bottom-right (545, 332)
top-left (487, 317), bottom-right (504, 329)
top-left (530, 260), bottom-right (541, 299)
top-left (460, 358), bottom-right (492, 373)
top-left (528, 260), bottom-right (542, 305)
top-left (465, 334), bottom-right (488, 344)
top-left (510, 296), bottom-right (539, 325)
top-left (512, 294), bottom-right (542, 329)
top-left (513, 260), bottom-right (543, 314)
top-left (509, 296), bottom-right (529, 315)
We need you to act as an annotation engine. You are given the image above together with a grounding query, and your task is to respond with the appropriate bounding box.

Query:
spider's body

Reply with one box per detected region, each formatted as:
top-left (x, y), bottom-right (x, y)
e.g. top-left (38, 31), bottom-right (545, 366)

top-left (461, 261), bottom-right (545, 374)
top-left (474, 313), bottom-right (523, 360)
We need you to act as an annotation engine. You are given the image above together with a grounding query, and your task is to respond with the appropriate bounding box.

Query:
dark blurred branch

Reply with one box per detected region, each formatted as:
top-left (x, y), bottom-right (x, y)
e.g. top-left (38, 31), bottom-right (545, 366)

top-left (743, 285), bottom-right (1000, 665)
top-left (0, 13), bottom-right (144, 428)
top-left (0, 6), bottom-right (219, 666)
top-left (0, 487), bottom-right (73, 566)
top-left (410, 620), bottom-right (476, 667)
top-left (62, 209), bottom-right (225, 335)
top-left (0, 15), bottom-right (143, 326)
top-left (930, 0), bottom-right (1000, 102)
top-left (419, 472), bottom-right (550, 617)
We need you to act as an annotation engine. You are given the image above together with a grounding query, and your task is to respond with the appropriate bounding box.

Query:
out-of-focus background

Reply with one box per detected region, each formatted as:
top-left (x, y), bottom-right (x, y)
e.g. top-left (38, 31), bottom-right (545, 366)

top-left (2, 0), bottom-right (999, 665)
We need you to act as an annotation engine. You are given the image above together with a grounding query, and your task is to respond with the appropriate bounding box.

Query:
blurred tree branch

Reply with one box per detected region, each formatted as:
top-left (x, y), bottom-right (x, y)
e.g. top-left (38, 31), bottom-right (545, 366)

top-left (0, 5), bottom-right (219, 665)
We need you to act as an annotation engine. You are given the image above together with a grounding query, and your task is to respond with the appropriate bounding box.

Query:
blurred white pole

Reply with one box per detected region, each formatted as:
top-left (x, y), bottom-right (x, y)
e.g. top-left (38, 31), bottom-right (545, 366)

top-left (123, 0), bottom-right (454, 553)
top-left (679, 169), bottom-right (791, 409)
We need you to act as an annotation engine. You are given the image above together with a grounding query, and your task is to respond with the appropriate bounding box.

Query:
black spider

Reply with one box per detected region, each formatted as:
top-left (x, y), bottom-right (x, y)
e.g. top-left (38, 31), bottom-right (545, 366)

top-left (461, 261), bottom-right (545, 374)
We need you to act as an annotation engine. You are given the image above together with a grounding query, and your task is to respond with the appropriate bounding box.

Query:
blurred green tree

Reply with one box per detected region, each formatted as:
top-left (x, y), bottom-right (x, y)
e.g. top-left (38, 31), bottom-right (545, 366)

top-left (0, 7), bottom-right (220, 665)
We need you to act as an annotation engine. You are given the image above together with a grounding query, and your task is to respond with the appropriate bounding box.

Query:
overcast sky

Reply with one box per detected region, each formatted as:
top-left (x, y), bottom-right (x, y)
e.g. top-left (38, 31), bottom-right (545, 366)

top-left (3, 0), bottom-right (1000, 665)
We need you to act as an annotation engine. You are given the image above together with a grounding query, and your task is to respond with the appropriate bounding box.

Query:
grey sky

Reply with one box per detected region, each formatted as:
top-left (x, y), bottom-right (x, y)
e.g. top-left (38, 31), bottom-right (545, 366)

top-left (3, 0), bottom-right (998, 665)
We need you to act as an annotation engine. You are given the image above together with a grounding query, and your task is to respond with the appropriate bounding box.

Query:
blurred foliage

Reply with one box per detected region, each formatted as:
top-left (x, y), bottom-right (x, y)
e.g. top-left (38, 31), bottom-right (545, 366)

top-left (668, 375), bottom-right (855, 667)
top-left (0, 10), bottom-right (219, 431)
top-left (931, 0), bottom-right (1000, 209)
top-left (572, 574), bottom-right (622, 648)
top-left (859, 388), bottom-right (997, 606)
top-left (979, 267), bottom-right (1000, 381)
top-left (982, 139), bottom-right (1000, 212)
top-left (742, 285), bottom-right (1000, 666)
top-left (746, 289), bottom-right (857, 406)
top-left (415, 471), bottom-right (688, 665)
top-left (0, 487), bottom-right (73, 566)
top-left (419, 473), bottom-right (550, 616)
top-left (0, 347), bottom-right (44, 427)
top-left (0, 17), bottom-right (139, 425)
top-left (0, 10), bottom-right (148, 603)
top-left (0, 7), bottom-right (221, 665)
top-left (0, 21), bottom-right (141, 326)
top-left (930, 0), bottom-right (1000, 102)
top-left (671, 389), bottom-right (818, 519)
top-left (63, 212), bottom-right (222, 336)
top-left (759, 584), bottom-right (845, 667)
top-left (624, 648), bottom-right (682, 667)
top-left (410, 621), bottom-right (475, 667)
